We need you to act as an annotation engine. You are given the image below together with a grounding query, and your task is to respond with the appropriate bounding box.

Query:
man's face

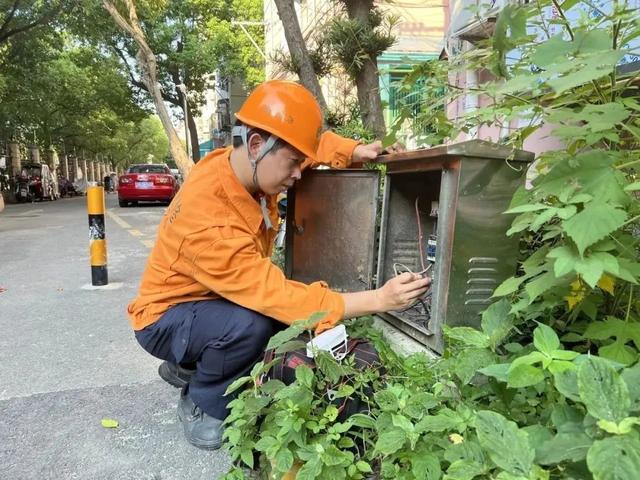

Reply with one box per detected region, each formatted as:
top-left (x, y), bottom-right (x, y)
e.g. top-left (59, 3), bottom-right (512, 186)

top-left (254, 141), bottom-right (305, 195)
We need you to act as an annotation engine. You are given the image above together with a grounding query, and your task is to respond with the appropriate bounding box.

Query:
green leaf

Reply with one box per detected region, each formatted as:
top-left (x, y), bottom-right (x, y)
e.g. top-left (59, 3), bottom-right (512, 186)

top-left (315, 351), bottom-right (346, 384)
top-left (296, 458), bottom-right (323, 480)
top-left (537, 151), bottom-right (628, 209)
top-left (405, 392), bottom-right (439, 418)
top-left (554, 368), bottom-right (581, 402)
top-left (547, 51), bottom-right (624, 94)
top-left (533, 323), bottom-right (560, 355)
top-left (597, 417), bottom-right (640, 435)
top-left (578, 356), bottom-right (630, 422)
top-left (374, 428), bottom-right (407, 455)
top-left (530, 34), bottom-right (573, 67)
top-left (587, 435), bottom-right (640, 480)
top-left (392, 414), bottom-right (415, 433)
top-left (416, 409), bottom-right (464, 433)
top-left (521, 424), bottom-right (552, 453)
top-left (621, 363), bottom-right (640, 412)
top-left (480, 299), bottom-right (513, 348)
top-left (504, 203), bottom-right (551, 213)
top-left (475, 411), bottom-right (534, 476)
top-left (443, 326), bottom-right (490, 348)
top-left (254, 436), bottom-right (278, 453)
top-left (494, 473), bottom-right (528, 480)
top-left (295, 365), bottom-right (315, 389)
top-left (552, 404), bottom-right (585, 433)
top-left (493, 275), bottom-right (527, 297)
top-left (599, 342), bottom-right (638, 366)
top-left (507, 364), bottom-right (545, 388)
top-left (224, 376), bottom-right (252, 396)
top-left (260, 379), bottom-right (286, 395)
top-left (334, 384), bottom-right (354, 399)
top-left (349, 413), bottom-right (376, 429)
top-left (579, 103), bottom-right (630, 132)
top-left (444, 459), bottom-right (485, 480)
top-left (624, 181), bottom-right (640, 191)
top-left (525, 271), bottom-right (563, 304)
top-left (266, 325), bottom-right (305, 350)
top-left (547, 245), bottom-right (579, 278)
top-left (411, 450), bottom-right (441, 479)
top-left (548, 359), bottom-right (576, 375)
top-left (507, 212), bottom-right (536, 235)
top-left (510, 351), bottom-right (547, 369)
top-left (562, 202), bottom-right (627, 256)
top-left (275, 340), bottom-right (307, 354)
top-left (356, 461), bottom-right (372, 473)
top-left (478, 363), bottom-right (510, 382)
top-left (568, 193), bottom-right (593, 204)
top-left (584, 318), bottom-right (640, 365)
top-left (240, 447), bottom-right (254, 469)
top-left (374, 390), bottom-right (399, 411)
top-left (101, 418), bottom-right (119, 428)
top-left (454, 348), bottom-right (496, 384)
top-left (304, 311), bottom-right (329, 328)
top-left (551, 349), bottom-right (580, 361)
top-left (274, 448), bottom-right (294, 473)
top-left (536, 432), bottom-right (592, 465)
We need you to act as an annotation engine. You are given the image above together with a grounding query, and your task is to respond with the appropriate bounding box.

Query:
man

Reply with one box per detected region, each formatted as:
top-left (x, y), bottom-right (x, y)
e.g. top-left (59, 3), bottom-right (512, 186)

top-left (128, 80), bottom-right (430, 450)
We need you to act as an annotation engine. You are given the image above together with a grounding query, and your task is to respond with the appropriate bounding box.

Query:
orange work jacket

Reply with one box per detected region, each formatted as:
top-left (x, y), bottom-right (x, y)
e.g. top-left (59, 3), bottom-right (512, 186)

top-left (127, 131), bottom-right (359, 333)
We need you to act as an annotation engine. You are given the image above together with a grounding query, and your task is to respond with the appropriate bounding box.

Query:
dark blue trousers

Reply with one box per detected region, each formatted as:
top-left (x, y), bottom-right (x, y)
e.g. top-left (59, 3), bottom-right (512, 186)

top-left (135, 299), bottom-right (276, 419)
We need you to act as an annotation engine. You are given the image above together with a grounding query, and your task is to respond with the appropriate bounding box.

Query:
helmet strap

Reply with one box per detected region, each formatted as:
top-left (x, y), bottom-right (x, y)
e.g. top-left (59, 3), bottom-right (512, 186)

top-left (232, 125), bottom-right (277, 230)
top-left (232, 125), bottom-right (278, 191)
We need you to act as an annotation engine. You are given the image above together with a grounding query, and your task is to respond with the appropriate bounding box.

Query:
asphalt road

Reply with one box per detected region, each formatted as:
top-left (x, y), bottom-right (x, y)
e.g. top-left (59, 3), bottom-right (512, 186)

top-left (0, 194), bottom-right (231, 479)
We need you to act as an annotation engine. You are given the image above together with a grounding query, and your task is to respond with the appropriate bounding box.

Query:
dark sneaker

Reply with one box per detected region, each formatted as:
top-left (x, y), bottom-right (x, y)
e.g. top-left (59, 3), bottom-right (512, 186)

top-left (158, 361), bottom-right (195, 389)
top-left (177, 390), bottom-right (224, 450)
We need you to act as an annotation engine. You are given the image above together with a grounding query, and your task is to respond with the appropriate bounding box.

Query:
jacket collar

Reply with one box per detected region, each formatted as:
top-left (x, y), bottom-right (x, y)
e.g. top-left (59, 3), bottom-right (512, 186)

top-left (216, 147), bottom-right (278, 234)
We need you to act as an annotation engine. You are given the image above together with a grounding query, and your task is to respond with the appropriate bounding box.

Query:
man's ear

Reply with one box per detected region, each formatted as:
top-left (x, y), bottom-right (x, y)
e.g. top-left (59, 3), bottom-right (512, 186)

top-left (247, 132), bottom-right (264, 158)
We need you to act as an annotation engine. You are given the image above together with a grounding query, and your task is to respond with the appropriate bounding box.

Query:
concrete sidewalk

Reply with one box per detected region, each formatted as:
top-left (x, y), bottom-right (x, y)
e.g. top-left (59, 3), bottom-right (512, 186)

top-left (0, 195), bottom-right (230, 479)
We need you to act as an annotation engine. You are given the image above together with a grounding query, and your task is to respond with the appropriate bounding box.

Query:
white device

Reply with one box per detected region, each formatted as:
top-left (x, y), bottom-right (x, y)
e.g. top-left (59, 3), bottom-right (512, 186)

top-left (306, 324), bottom-right (349, 361)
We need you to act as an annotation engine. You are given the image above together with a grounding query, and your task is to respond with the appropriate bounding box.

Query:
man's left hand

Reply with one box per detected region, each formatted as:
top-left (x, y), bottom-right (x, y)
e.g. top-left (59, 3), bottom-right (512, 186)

top-left (352, 140), bottom-right (406, 166)
top-left (352, 141), bottom-right (383, 165)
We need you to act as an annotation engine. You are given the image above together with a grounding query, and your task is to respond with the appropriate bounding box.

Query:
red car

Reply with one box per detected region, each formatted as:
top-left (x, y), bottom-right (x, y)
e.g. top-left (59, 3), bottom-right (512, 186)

top-left (118, 164), bottom-right (178, 207)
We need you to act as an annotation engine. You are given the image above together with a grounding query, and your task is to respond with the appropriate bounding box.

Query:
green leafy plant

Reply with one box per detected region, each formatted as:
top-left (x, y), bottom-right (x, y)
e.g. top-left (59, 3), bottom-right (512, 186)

top-left (226, 1), bottom-right (640, 478)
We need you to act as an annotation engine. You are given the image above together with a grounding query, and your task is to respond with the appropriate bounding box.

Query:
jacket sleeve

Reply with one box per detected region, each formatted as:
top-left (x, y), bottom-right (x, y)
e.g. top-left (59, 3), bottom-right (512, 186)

top-left (185, 233), bottom-right (345, 332)
top-left (301, 131), bottom-right (360, 171)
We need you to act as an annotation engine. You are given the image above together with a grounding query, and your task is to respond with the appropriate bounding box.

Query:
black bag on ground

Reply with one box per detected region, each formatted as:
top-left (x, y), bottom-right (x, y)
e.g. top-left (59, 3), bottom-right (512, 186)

top-left (261, 336), bottom-right (383, 421)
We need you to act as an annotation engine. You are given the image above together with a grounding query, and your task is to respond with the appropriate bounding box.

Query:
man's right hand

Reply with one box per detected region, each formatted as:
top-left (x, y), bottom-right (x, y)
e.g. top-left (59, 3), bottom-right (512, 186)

top-left (340, 272), bottom-right (431, 320)
top-left (375, 272), bottom-right (431, 312)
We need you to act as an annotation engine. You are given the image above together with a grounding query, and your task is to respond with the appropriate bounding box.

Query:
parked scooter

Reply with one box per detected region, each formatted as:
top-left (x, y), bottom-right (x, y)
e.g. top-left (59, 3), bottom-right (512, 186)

top-left (14, 163), bottom-right (57, 202)
top-left (15, 171), bottom-right (32, 202)
top-left (58, 177), bottom-right (79, 197)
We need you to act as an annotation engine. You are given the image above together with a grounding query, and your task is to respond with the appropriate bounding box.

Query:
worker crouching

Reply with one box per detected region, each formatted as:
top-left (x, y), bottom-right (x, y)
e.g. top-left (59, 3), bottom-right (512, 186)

top-left (127, 80), bottom-right (430, 450)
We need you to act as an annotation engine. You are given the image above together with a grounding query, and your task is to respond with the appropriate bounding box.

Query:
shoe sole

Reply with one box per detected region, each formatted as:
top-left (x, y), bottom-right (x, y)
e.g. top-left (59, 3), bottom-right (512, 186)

top-left (158, 362), bottom-right (190, 389)
top-left (176, 404), bottom-right (223, 451)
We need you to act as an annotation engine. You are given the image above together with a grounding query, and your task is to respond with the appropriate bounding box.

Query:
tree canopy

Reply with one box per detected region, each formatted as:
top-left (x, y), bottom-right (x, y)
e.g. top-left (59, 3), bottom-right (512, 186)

top-left (0, 0), bottom-right (263, 170)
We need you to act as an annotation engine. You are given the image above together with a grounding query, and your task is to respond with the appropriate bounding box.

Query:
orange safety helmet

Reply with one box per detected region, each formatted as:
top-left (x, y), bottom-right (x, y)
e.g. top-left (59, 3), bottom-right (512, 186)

top-left (235, 80), bottom-right (323, 161)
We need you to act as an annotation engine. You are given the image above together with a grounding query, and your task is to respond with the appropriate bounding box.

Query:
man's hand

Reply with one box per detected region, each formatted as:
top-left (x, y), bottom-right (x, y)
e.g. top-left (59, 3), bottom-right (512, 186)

top-left (375, 272), bottom-right (431, 312)
top-left (352, 141), bottom-right (383, 165)
top-left (352, 140), bottom-right (406, 166)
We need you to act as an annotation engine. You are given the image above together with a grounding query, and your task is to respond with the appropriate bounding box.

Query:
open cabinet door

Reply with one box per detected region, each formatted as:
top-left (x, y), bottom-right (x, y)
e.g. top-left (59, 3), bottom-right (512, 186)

top-left (285, 170), bottom-right (380, 292)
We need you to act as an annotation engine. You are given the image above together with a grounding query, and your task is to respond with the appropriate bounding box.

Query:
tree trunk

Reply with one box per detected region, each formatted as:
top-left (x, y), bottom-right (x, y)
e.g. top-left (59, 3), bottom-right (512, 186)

top-left (343, 0), bottom-right (387, 139)
top-left (187, 104), bottom-right (201, 163)
top-left (355, 58), bottom-right (386, 139)
top-left (273, 0), bottom-right (328, 118)
top-left (102, 0), bottom-right (193, 179)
